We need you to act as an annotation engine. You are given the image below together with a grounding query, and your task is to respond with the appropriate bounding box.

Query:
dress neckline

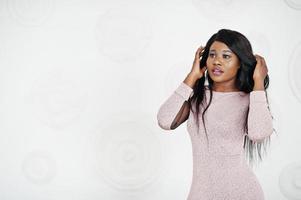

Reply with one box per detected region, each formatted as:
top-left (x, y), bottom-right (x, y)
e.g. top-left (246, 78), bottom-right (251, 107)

top-left (205, 86), bottom-right (245, 95)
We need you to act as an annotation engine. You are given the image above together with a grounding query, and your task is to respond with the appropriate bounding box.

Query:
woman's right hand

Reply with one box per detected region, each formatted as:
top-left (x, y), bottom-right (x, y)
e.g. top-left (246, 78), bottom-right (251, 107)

top-left (190, 46), bottom-right (207, 79)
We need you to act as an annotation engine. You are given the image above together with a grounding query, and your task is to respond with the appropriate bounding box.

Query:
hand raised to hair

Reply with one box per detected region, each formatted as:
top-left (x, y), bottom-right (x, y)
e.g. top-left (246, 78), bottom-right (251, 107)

top-left (253, 54), bottom-right (268, 82)
top-left (190, 46), bottom-right (207, 80)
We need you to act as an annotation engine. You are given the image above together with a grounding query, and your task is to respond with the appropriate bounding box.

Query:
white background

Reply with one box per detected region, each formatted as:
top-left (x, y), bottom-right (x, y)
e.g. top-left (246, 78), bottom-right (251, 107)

top-left (0, 0), bottom-right (300, 199)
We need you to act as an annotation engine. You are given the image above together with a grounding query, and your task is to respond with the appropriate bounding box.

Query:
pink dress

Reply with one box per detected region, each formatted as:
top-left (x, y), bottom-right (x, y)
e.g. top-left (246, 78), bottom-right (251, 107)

top-left (157, 82), bottom-right (273, 200)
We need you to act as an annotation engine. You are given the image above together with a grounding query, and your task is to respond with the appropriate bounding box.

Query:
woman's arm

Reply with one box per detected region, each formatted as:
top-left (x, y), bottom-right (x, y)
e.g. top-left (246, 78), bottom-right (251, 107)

top-left (247, 55), bottom-right (273, 142)
top-left (157, 46), bottom-right (206, 130)
top-left (170, 101), bottom-right (190, 130)
top-left (157, 74), bottom-right (196, 130)
top-left (246, 89), bottom-right (273, 142)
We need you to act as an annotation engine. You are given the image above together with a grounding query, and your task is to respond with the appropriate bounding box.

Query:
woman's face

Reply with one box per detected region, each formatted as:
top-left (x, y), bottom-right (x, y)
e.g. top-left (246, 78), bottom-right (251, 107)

top-left (206, 41), bottom-right (240, 86)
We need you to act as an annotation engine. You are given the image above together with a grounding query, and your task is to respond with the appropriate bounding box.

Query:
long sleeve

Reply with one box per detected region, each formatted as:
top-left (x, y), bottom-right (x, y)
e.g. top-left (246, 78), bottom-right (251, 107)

top-left (157, 82), bottom-right (193, 130)
top-left (246, 90), bottom-right (273, 142)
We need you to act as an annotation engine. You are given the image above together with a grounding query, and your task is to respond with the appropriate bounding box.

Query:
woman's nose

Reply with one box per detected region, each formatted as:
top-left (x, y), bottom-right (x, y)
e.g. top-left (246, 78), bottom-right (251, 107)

top-left (213, 56), bottom-right (221, 65)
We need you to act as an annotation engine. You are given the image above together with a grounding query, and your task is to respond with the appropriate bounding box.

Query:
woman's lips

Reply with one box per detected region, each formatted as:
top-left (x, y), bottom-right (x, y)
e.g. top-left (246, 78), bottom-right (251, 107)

top-left (212, 68), bottom-right (224, 76)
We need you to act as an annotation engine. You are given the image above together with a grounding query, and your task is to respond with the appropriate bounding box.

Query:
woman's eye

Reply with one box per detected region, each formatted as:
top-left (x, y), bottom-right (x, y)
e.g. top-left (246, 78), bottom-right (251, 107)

top-left (209, 53), bottom-right (230, 59)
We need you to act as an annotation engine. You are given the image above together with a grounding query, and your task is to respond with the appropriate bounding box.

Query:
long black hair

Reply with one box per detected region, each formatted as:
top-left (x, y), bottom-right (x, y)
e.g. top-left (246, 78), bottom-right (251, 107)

top-left (188, 29), bottom-right (276, 167)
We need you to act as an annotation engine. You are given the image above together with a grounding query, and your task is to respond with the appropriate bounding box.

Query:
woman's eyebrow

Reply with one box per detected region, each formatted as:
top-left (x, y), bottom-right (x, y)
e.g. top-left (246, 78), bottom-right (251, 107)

top-left (209, 49), bottom-right (232, 53)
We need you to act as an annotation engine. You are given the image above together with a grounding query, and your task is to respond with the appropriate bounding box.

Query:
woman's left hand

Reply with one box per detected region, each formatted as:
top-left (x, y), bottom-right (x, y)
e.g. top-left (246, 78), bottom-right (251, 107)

top-left (253, 54), bottom-right (268, 82)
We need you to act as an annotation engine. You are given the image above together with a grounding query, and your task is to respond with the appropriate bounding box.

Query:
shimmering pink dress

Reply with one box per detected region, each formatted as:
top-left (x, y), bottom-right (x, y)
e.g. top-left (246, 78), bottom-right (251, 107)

top-left (157, 82), bottom-right (273, 200)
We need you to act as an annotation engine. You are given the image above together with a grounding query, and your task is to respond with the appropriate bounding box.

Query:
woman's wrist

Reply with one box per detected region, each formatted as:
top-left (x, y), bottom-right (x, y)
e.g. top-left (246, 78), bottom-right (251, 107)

top-left (253, 79), bottom-right (265, 91)
top-left (183, 73), bottom-right (198, 89)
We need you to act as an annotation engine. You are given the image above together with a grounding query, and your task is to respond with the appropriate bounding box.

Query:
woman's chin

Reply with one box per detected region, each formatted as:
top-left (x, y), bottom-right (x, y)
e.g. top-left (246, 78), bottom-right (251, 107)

top-left (208, 73), bottom-right (225, 81)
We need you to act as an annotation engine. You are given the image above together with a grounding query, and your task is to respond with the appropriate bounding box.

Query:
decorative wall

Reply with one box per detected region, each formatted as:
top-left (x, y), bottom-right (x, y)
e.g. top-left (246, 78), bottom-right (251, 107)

top-left (0, 0), bottom-right (300, 199)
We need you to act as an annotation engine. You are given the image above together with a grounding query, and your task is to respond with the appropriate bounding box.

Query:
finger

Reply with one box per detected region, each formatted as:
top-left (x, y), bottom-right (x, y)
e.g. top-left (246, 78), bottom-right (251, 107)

top-left (255, 54), bottom-right (262, 59)
top-left (195, 49), bottom-right (201, 57)
top-left (262, 59), bottom-right (267, 69)
top-left (261, 57), bottom-right (266, 65)
top-left (196, 48), bottom-right (204, 58)
top-left (200, 46), bottom-right (205, 54)
top-left (259, 57), bottom-right (263, 66)
top-left (262, 59), bottom-right (268, 71)
top-left (197, 45), bottom-right (203, 50)
top-left (255, 57), bottom-right (262, 67)
top-left (198, 46), bottom-right (205, 52)
top-left (197, 46), bottom-right (203, 52)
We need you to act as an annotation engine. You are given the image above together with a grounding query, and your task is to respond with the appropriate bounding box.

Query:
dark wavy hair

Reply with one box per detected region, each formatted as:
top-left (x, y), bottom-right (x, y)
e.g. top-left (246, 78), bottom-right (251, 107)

top-left (187, 29), bottom-right (276, 167)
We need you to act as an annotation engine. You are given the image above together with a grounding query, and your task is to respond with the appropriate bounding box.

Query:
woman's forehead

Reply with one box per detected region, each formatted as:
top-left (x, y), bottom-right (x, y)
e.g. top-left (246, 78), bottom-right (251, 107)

top-left (209, 41), bottom-right (232, 52)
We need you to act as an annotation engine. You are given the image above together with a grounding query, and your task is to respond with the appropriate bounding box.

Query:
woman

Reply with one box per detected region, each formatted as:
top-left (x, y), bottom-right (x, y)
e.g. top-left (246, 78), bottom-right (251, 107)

top-left (157, 29), bottom-right (275, 200)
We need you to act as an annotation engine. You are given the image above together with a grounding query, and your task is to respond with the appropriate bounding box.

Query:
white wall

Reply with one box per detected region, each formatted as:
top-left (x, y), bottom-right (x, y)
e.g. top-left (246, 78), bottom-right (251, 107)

top-left (0, 0), bottom-right (300, 199)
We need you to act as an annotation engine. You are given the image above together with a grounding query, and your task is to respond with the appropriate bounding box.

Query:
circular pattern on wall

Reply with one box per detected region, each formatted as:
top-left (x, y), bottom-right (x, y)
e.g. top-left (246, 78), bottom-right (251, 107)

top-left (191, 0), bottom-right (242, 22)
top-left (279, 161), bottom-right (301, 199)
top-left (94, 3), bottom-right (153, 62)
top-left (90, 112), bottom-right (164, 191)
top-left (288, 42), bottom-right (301, 104)
top-left (6, 0), bottom-right (55, 26)
top-left (284, 0), bottom-right (301, 10)
top-left (22, 150), bottom-right (57, 185)
top-left (247, 30), bottom-right (271, 57)
top-left (25, 67), bottom-right (89, 130)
